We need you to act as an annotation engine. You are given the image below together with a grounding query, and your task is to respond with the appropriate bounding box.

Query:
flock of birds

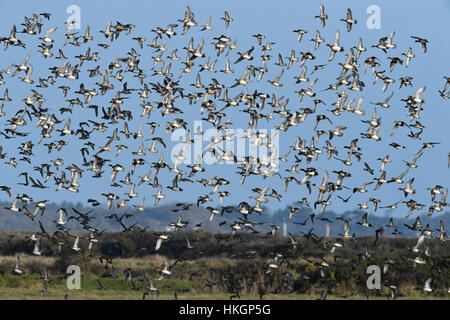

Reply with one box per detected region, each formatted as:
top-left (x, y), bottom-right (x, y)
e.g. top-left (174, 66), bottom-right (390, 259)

top-left (0, 5), bottom-right (449, 299)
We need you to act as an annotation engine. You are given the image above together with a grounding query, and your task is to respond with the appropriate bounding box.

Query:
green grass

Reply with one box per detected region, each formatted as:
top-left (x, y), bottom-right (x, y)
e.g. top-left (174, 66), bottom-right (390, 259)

top-left (0, 273), bottom-right (446, 300)
top-left (0, 289), bottom-right (446, 300)
top-left (0, 272), bottom-right (205, 300)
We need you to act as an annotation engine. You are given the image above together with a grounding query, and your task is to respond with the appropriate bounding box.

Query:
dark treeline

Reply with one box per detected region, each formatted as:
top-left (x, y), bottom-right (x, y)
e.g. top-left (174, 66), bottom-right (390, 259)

top-left (0, 200), bottom-right (448, 237)
top-left (1, 229), bottom-right (449, 259)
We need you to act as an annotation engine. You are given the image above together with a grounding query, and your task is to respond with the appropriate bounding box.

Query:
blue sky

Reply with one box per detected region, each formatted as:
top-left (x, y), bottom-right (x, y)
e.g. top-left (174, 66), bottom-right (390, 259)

top-left (0, 0), bottom-right (448, 218)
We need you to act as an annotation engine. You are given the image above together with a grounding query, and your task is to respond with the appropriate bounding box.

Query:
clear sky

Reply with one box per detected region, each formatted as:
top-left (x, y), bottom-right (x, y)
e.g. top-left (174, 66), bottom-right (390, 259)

top-left (0, 0), bottom-right (448, 218)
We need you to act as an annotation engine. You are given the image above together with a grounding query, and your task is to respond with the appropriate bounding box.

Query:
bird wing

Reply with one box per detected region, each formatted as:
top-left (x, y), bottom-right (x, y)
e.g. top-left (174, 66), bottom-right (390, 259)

top-left (321, 170), bottom-right (329, 185)
top-left (412, 151), bottom-right (424, 164)
top-left (415, 234), bottom-right (425, 248)
top-left (155, 238), bottom-right (163, 251)
top-left (344, 220), bottom-right (349, 235)
top-left (274, 69), bottom-right (284, 82)
top-left (333, 30), bottom-right (340, 46)
top-left (308, 78), bottom-right (318, 89)
top-left (415, 86), bottom-right (426, 99)
top-left (45, 27), bottom-right (57, 38)
top-left (347, 8), bottom-right (352, 19)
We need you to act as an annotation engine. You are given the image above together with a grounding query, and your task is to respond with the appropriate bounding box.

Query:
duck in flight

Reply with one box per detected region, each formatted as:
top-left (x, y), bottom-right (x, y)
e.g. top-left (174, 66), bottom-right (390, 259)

top-left (314, 4), bottom-right (328, 28)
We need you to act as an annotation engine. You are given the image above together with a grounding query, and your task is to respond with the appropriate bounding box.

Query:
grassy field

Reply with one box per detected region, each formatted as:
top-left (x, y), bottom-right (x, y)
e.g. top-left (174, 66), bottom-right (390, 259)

top-left (0, 253), bottom-right (448, 300)
top-left (0, 257), bottom-right (448, 300)
top-left (0, 288), bottom-right (446, 300)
